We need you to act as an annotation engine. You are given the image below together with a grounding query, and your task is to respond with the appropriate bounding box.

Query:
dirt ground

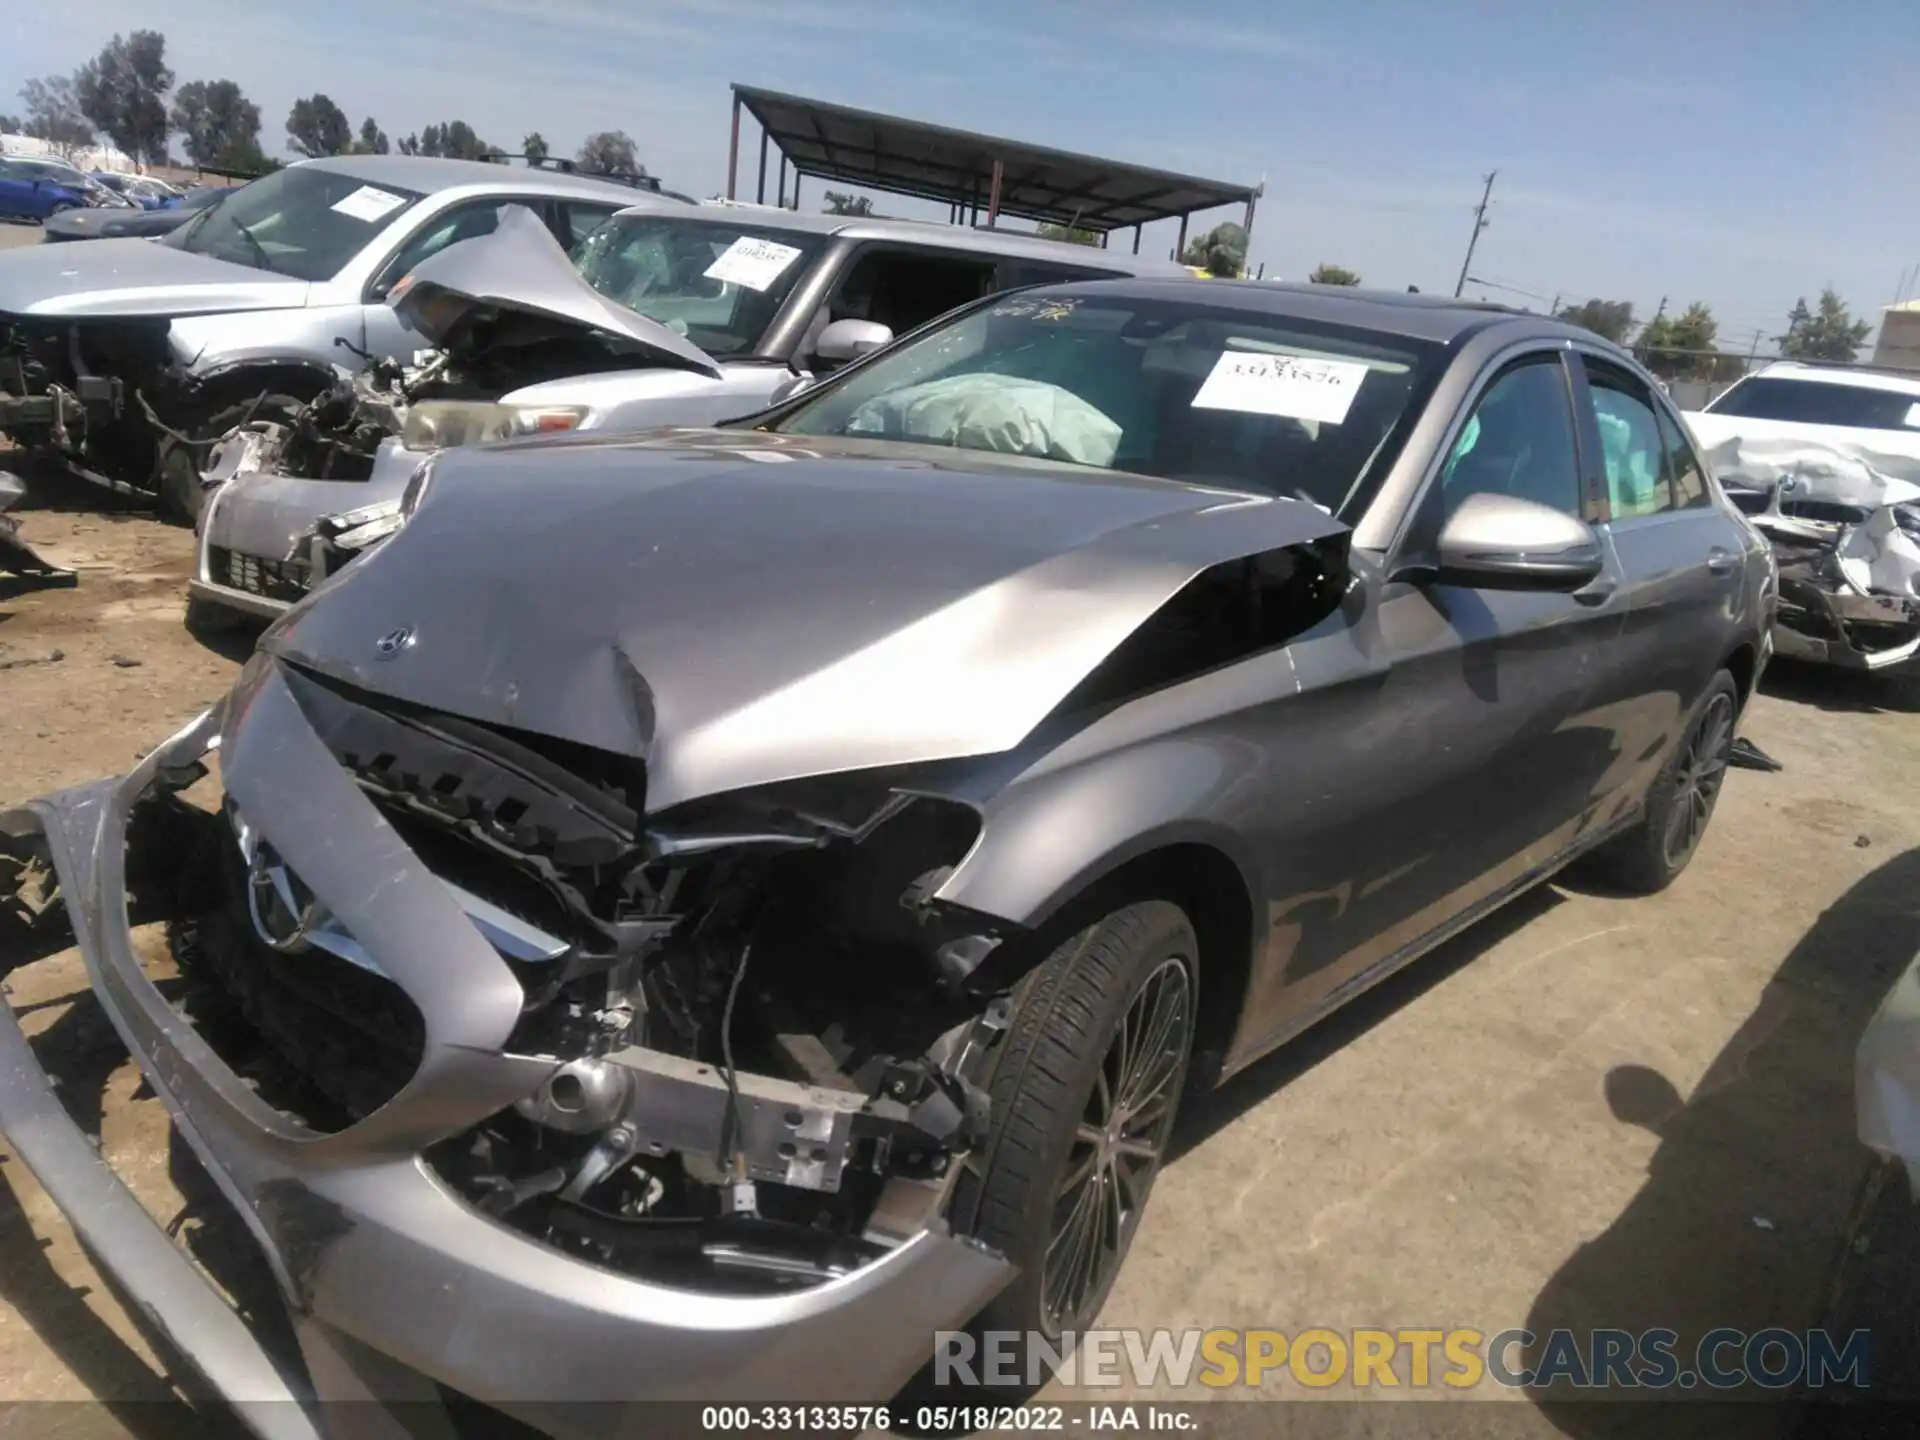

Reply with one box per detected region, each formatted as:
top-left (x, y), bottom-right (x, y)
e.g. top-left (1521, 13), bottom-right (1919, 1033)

top-left (2, 457), bottom-right (1918, 1437)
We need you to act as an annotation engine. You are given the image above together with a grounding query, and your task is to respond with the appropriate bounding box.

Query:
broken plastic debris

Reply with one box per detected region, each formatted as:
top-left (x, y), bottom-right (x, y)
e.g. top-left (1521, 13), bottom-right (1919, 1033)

top-left (1728, 737), bottom-right (1783, 773)
top-left (1752, 1216), bottom-right (1775, 1231)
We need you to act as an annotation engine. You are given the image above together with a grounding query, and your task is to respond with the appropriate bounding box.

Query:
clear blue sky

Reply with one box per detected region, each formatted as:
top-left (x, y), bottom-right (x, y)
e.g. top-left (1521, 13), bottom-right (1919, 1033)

top-left (6, 0), bottom-right (1914, 344)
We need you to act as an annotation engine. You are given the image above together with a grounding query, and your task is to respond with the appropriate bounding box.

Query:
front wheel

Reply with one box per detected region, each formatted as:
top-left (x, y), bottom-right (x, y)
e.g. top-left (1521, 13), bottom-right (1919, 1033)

top-left (157, 391), bottom-right (306, 526)
top-left (1582, 669), bottom-right (1739, 893)
top-left (947, 900), bottom-right (1197, 1357)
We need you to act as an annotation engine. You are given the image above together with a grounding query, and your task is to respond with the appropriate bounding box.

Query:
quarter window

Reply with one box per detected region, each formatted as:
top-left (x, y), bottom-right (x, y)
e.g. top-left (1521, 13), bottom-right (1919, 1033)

top-left (1657, 406), bottom-right (1711, 509)
top-left (1439, 357), bottom-right (1583, 519)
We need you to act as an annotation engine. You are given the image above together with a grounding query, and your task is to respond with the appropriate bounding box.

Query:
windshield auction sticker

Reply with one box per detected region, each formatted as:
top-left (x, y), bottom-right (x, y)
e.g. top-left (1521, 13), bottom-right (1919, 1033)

top-left (703, 237), bottom-right (805, 292)
top-left (331, 186), bottom-right (408, 223)
top-left (1191, 352), bottom-right (1369, 425)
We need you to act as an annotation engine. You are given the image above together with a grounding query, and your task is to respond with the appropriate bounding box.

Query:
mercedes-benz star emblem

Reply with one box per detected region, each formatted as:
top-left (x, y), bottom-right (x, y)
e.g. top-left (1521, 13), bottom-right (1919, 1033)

top-left (246, 844), bottom-right (324, 954)
top-left (374, 625), bottom-right (416, 659)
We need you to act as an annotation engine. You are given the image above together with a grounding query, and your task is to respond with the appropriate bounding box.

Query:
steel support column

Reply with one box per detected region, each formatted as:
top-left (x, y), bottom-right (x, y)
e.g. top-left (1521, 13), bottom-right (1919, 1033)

top-left (726, 94), bottom-right (741, 200)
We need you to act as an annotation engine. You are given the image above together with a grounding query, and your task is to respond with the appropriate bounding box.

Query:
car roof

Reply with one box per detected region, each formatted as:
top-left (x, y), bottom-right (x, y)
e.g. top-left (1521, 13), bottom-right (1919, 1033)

top-left (993, 275), bottom-right (1569, 344)
top-left (603, 197), bottom-right (1193, 274)
top-left (1748, 360), bottom-right (1920, 397)
top-left (296, 153), bottom-right (651, 204)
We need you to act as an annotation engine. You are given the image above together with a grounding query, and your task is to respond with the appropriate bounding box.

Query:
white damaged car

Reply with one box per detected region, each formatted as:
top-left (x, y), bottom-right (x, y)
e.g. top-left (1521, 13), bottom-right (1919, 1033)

top-left (188, 203), bottom-right (1190, 627)
top-left (1685, 361), bottom-right (1920, 676)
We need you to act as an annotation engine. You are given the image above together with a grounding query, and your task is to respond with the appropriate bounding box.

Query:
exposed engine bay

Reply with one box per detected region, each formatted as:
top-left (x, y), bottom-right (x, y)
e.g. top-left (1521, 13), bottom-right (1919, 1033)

top-left (1706, 434), bottom-right (1920, 671)
top-left (140, 663), bottom-right (1020, 1294)
top-left (218, 317), bottom-right (649, 488)
top-left (0, 311), bottom-right (180, 492)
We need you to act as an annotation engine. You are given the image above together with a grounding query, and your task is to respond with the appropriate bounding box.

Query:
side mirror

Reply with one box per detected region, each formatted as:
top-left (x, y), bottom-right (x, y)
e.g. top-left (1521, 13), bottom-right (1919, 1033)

top-left (814, 318), bottom-right (892, 364)
top-left (1431, 491), bottom-right (1605, 592)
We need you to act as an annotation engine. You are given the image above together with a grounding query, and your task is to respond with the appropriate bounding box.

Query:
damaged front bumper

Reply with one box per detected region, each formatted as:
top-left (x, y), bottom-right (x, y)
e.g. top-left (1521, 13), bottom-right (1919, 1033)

top-left (191, 437), bottom-right (424, 621)
top-left (1734, 491), bottom-right (1920, 674)
top-left (0, 679), bottom-right (1013, 1437)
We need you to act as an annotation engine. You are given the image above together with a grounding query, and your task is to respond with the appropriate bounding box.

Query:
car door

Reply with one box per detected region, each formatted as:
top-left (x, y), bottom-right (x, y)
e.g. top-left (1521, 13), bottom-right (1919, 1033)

top-left (557, 200), bottom-right (626, 255)
top-left (0, 163), bottom-right (31, 220)
top-left (1270, 347), bottom-right (1629, 1021)
top-left (791, 244), bottom-right (1001, 373)
top-left (1569, 350), bottom-right (1747, 805)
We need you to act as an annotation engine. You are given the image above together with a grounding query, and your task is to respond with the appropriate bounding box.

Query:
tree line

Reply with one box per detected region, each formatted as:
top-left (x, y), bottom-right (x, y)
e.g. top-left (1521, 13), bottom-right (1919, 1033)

top-left (1552, 289), bottom-right (1875, 372)
top-left (0, 29), bottom-right (649, 180)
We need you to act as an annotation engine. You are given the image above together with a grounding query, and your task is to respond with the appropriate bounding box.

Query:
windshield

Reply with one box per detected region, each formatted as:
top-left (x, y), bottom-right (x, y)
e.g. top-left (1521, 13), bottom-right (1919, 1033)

top-left (571, 214), bottom-right (824, 357)
top-left (771, 290), bottom-right (1443, 515)
top-left (1705, 375), bottom-right (1920, 433)
top-left (172, 165), bottom-right (424, 282)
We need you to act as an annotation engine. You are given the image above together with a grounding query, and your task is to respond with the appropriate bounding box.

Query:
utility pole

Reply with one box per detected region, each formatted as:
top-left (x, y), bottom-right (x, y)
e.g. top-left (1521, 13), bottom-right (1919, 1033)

top-left (1549, 293), bottom-right (1561, 316)
top-left (1452, 171), bottom-right (1497, 299)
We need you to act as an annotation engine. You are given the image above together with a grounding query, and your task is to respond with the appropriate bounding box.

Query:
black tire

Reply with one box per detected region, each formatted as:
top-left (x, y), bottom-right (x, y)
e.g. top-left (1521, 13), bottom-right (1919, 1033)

top-left (946, 899), bottom-right (1197, 1359)
top-left (157, 391), bottom-right (305, 527)
top-left (1582, 669), bottom-right (1739, 894)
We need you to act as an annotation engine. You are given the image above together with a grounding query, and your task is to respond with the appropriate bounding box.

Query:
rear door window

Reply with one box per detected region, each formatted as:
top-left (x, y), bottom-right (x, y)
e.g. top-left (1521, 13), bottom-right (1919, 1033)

top-left (1580, 359), bottom-right (1673, 519)
top-left (1657, 406), bottom-right (1711, 509)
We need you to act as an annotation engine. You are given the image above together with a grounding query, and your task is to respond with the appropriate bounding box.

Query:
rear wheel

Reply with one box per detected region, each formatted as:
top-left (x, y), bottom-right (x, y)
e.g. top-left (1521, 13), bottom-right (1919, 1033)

top-left (946, 900), bottom-right (1197, 1361)
top-left (1582, 669), bottom-right (1738, 893)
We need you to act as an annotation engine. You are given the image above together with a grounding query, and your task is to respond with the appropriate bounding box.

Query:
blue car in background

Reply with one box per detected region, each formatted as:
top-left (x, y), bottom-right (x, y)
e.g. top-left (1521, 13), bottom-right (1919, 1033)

top-left (0, 158), bottom-right (114, 221)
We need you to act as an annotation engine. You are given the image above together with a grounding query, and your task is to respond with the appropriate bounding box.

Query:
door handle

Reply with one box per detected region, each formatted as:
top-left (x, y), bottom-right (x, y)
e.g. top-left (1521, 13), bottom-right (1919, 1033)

top-left (1707, 547), bottom-right (1736, 576)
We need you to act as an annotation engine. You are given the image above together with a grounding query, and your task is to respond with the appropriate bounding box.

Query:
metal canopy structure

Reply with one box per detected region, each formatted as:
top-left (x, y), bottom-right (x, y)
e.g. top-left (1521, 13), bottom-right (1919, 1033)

top-left (726, 84), bottom-right (1261, 256)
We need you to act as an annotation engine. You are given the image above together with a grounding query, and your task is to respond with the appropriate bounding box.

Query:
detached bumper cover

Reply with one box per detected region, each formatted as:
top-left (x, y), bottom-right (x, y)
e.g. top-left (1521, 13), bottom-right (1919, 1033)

top-left (1860, 946), bottom-right (1920, 1195)
top-left (0, 680), bottom-right (1012, 1438)
top-left (192, 439), bottom-right (425, 621)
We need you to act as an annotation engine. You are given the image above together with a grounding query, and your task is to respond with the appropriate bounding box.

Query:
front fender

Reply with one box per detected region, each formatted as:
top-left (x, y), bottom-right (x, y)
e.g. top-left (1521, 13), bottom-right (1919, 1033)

top-left (931, 729), bottom-right (1269, 942)
top-left (167, 303), bottom-right (347, 382)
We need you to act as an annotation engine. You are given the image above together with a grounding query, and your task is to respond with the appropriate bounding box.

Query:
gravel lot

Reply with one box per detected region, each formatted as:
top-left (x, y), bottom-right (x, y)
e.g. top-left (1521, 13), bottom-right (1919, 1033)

top-left (2, 457), bottom-right (1917, 1434)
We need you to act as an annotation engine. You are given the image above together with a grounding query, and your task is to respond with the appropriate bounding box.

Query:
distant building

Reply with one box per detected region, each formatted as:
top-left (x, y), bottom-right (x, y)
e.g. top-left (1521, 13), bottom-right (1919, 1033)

top-left (0, 132), bottom-right (140, 174)
top-left (1873, 300), bottom-right (1920, 373)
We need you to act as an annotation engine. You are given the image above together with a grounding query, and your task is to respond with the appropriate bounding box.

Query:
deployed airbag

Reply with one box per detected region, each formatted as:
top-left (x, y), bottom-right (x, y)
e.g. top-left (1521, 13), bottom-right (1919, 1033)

top-left (846, 374), bottom-right (1123, 467)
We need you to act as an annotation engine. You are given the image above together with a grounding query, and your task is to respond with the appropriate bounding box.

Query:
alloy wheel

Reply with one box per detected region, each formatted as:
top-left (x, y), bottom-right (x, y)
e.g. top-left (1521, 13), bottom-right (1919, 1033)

top-left (1040, 955), bottom-right (1192, 1333)
top-left (1662, 691), bottom-right (1734, 869)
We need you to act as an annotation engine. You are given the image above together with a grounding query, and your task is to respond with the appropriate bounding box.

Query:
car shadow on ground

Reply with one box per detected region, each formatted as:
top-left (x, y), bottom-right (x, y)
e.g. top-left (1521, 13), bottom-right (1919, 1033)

top-left (183, 612), bottom-right (266, 665)
top-left (1518, 846), bottom-right (1920, 1440)
top-left (1759, 658), bottom-right (1920, 717)
top-left (1169, 883), bottom-right (1562, 1161)
top-left (0, 455), bottom-right (150, 518)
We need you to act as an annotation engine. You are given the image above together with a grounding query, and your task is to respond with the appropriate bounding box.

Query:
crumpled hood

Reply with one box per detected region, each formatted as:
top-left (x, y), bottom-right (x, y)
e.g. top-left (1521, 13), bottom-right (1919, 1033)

top-left (1686, 411), bottom-right (1920, 508)
top-left (388, 205), bottom-right (721, 379)
top-left (262, 429), bottom-right (1347, 810)
top-left (0, 234), bottom-right (309, 318)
